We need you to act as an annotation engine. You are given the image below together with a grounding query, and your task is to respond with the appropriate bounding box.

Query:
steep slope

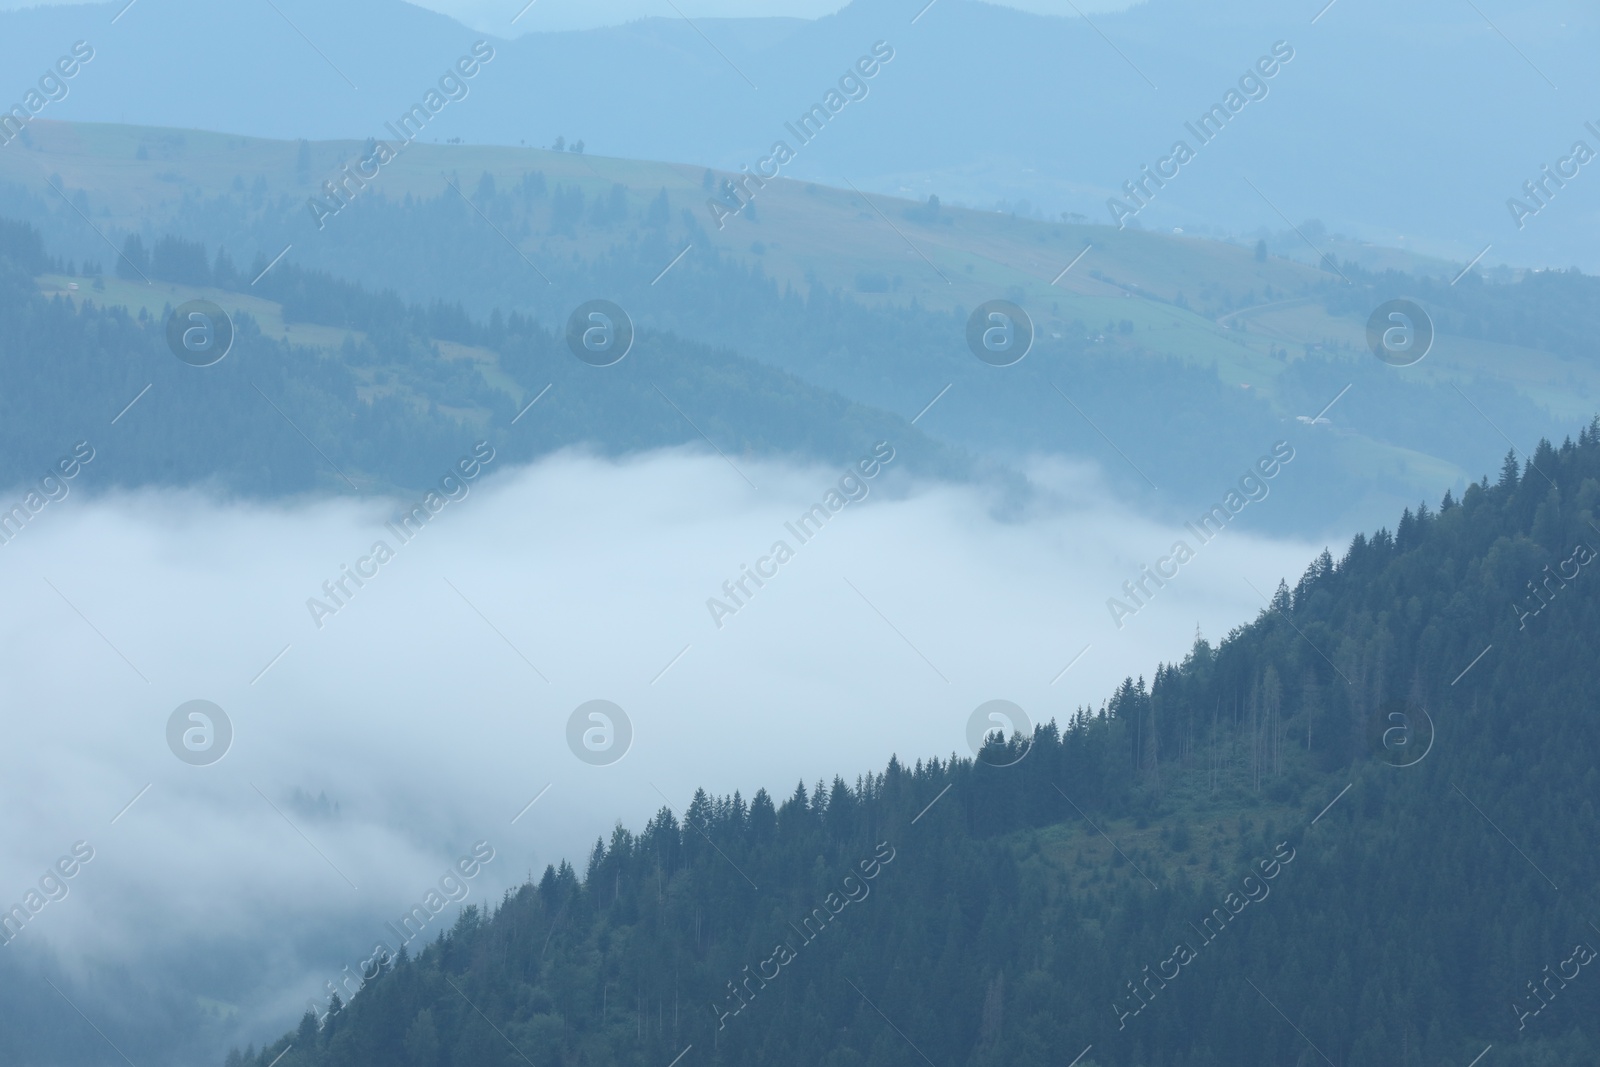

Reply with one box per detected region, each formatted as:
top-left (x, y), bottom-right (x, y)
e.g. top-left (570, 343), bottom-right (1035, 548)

top-left (220, 431), bottom-right (1600, 1067)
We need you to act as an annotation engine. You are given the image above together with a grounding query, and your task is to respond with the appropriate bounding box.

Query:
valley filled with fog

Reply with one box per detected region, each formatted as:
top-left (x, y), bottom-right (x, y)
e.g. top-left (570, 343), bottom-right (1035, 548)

top-left (0, 446), bottom-right (1327, 1042)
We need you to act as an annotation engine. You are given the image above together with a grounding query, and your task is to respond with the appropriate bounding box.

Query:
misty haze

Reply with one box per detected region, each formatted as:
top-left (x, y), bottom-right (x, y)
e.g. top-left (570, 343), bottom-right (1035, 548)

top-left (0, 2), bottom-right (1597, 1066)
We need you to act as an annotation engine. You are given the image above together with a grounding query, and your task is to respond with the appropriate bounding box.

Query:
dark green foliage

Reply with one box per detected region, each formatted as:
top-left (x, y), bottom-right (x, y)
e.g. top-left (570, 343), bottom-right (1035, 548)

top-left (116, 233), bottom-right (149, 279)
top-left (0, 217), bottom-right (54, 274)
top-left (230, 430), bottom-right (1600, 1067)
top-left (150, 235), bottom-right (213, 286)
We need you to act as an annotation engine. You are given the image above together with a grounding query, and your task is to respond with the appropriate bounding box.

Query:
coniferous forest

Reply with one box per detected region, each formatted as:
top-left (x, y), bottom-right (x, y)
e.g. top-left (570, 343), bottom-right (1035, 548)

top-left (4, 6), bottom-right (1600, 1065)
top-left (226, 434), bottom-right (1600, 1067)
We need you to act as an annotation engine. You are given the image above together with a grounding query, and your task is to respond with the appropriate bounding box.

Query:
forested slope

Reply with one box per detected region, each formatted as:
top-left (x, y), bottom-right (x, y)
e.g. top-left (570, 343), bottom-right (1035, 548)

top-left (0, 217), bottom-right (956, 497)
top-left (227, 432), bottom-right (1600, 1067)
top-left (8, 125), bottom-right (1588, 535)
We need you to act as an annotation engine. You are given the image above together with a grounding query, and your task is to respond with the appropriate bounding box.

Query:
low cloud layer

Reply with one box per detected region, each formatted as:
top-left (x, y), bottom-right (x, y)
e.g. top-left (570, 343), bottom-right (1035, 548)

top-left (0, 447), bottom-right (1324, 1050)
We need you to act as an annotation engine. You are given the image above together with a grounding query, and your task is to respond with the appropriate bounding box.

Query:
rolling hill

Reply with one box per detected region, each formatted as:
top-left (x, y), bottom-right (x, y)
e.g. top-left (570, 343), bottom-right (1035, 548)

top-left (1, 0), bottom-right (1596, 269)
top-left (2, 119), bottom-right (1594, 537)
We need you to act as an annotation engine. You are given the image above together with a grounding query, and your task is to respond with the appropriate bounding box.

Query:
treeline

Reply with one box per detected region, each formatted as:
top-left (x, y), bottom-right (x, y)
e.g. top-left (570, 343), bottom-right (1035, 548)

top-left (15, 165), bottom-right (1578, 532)
top-left (0, 218), bottom-right (954, 496)
top-left (1325, 261), bottom-right (1600, 365)
top-left (68, 174), bottom-right (1362, 528)
top-left (228, 431), bottom-right (1600, 1067)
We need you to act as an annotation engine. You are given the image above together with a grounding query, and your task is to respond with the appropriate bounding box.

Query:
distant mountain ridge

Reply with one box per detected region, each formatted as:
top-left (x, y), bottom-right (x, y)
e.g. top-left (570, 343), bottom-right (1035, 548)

top-left (6, 117), bottom-right (1598, 538)
top-left (1, 0), bottom-right (1596, 268)
top-left (0, 216), bottom-right (964, 498)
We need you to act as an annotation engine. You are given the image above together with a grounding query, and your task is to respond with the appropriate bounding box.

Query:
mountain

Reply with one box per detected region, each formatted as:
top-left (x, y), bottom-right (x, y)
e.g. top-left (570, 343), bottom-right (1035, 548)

top-left (0, 216), bottom-right (964, 497)
top-left (4, 120), bottom-right (1599, 538)
top-left (189, 429), bottom-right (1600, 1067)
top-left (1, 0), bottom-right (1596, 268)
top-left (4, 4), bottom-right (1597, 1067)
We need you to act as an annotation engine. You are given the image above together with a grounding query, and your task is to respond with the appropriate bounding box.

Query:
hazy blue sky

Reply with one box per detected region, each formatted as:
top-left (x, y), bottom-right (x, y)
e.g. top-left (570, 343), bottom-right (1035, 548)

top-left (0, 0), bottom-right (1138, 32)
top-left (430, 0), bottom-right (1138, 33)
